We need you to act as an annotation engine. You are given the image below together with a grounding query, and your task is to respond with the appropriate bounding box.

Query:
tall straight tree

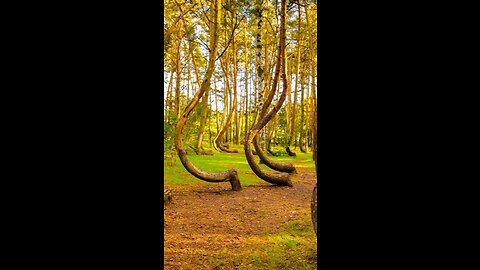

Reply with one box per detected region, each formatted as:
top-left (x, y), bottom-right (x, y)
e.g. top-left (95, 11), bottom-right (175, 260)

top-left (215, 49), bottom-right (238, 153)
top-left (174, 20), bottom-right (183, 119)
top-left (192, 38), bottom-right (212, 153)
top-left (305, 3), bottom-right (317, 157)
top-left (233, 31), bottom-right (240, 145)
top-left (299, 61), bottom-right (307, 153)
top-left (243, 24), bottom-right (249, 143)
top-left (288, 5), bottom-right (302, 153)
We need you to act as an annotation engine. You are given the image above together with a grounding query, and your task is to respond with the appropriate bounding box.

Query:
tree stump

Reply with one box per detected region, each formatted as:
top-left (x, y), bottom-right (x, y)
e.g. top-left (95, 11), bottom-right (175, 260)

top-left (164, 188), bottom-right (173, 204)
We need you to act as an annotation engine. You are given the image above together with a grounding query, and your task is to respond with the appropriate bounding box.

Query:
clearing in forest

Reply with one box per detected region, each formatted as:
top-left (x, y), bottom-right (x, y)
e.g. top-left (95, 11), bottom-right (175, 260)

top-left (164, 150), bottom-right (317, 270)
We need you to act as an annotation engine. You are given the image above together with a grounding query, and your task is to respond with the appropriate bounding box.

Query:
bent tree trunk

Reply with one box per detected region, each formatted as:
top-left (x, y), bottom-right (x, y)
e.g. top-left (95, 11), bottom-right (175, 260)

top-left (175, 0), bottom-right (241, 191)
top-left (253, 135), bottom-right (295, 173)
top-left (249, 0), bottom-right (295, 174)
top-left (244, 0), bottom-right (292, 186)
top-left (252, 50), bottom-right (296, 174)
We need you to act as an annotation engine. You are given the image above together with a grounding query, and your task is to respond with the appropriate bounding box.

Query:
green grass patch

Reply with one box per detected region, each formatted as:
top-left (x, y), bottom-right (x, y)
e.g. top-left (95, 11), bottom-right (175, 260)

top-left (164, 145), bottom-right (315, 187)
top-left (202, 214), bottom-right (317, 270)
top-left (246, 215), bottom-right (317, 269)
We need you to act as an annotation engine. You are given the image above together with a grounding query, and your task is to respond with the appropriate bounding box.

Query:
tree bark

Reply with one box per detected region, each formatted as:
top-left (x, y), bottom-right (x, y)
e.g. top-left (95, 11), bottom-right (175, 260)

top-left (175, 0), bottom-right (241, 191)
top-left (186, 50), bottom-right (190, 102)
top-left (290, 6), bottom-right (302, 151)
top-left (244, 25), bottom-right (249, 144)
top-left (299, 62), bottom-right (307, 153)
top-left (305, 4), bottom-right (317, 160)
top-left (175, 39), bottom-right (182, 119)
top-left (212, 75), bottom-right (220, 152)
top-left (233, 34), bottom-right (240, 145)
top-left (165, 69), bottom-right (175, 123)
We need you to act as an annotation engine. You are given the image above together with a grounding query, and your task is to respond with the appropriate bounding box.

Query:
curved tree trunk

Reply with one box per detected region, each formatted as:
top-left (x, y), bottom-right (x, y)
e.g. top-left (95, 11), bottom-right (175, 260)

top-left (248, 1), bottom-right (296, 174)
top-left (245, 0), bottom-right (292, 186)
top-left (253, 135), bottom-right (296, 173)
top-left (175, 0), bottom-right (241, 191)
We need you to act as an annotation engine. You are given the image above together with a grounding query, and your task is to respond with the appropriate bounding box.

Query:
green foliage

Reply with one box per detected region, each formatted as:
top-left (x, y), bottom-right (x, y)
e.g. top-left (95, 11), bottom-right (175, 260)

top-left (164, 115), bottom-right (177, 151)
top-left (164, 114), bottom-right (177, 166)
top-left (274, 108), bottom-right (289, 148)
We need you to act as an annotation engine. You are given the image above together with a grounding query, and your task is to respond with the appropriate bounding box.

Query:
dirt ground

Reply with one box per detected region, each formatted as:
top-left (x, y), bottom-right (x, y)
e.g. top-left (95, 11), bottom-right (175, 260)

top-left (164, 171), bottom-right (317, 269)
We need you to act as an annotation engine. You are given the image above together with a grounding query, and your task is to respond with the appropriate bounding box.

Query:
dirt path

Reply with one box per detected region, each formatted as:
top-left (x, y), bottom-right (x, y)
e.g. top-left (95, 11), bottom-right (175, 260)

top-left (164, 171), bottom-right (317, 269)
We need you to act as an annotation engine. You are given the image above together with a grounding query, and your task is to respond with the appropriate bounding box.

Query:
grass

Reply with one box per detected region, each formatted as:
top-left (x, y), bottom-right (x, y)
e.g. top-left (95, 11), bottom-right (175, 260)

top-left (190, 215), bottom-right (317, 270)
top-left (164, 144), bottom-right (317, 269)
top-left (235, 215), bottom-right (317, 270)
top-left (164, 144), bottom-right (315, 187)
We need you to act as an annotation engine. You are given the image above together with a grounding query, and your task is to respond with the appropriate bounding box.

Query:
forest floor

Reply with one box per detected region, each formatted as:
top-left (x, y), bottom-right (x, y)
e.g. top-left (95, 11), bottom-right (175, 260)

top-left (164, 147), bottom-right (317, 269)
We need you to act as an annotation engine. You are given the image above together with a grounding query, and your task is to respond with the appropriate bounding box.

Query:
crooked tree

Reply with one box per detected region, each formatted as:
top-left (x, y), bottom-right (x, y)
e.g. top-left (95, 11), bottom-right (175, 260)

top-left (244, 0), bottom-right (293, 186)
top-left (249, 0), bottom-right (295, 174)
top-left (175, 0), bottom-right (241, 191)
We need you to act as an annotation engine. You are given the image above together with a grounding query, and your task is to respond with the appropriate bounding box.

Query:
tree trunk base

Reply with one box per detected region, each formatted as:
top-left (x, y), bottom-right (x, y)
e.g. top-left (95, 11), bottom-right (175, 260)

top-left (199, 149), bottom-right (214, 155)
top-left (216, 140), bottom-right (239, 153)
top-left (286, 146), bottom-right (296, 157)
top-left (223, 148), bottom-right (239, 153)
top-left (164, 188), bottom-right (173, 204)
top-left (267, 148), bottom-right (279, 156)
top-left (229, 175), bottom-right (242, 191)
top-left (188, 145), bottom-right (200, 155)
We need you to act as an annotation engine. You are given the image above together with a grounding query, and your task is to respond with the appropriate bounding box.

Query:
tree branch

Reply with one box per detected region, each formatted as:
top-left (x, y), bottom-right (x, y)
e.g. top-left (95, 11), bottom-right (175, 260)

top-left (215, 16), bottom-right (245, 62)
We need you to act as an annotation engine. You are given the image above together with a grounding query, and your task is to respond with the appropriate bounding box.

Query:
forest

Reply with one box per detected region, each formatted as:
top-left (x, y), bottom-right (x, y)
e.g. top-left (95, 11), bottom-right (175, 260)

top-left (164, 0), bottom-right (317, 268)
